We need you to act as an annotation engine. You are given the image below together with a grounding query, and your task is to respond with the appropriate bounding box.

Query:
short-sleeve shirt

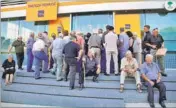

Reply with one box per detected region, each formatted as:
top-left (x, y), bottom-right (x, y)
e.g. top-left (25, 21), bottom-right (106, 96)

top-left (88, 34), bottom-right (102, 48)
top-left (119, 32), bottom-right (129, 51)
top-left (12, 40), bottom-right (25, 53)
top-left (105, 31), bottom-right (118, 52)
top-left (51, 38), bottom-right (65, 57)
top-left (85, 56), bottom-right (98, 72)
top-left (140, 62), bottom-right (161, 80)
top-left (147, 35), bottom-right (164, 49)
top-left (133, 37), bottom-right (142, 53)
top-left (27, 37), bottom-right (35, 49)
top-left (76, 36), bottom-right (84, 49)
top-left (121, 57), bottom-right (138, 70)
top-left (63, 41), bottom-right (80, 58)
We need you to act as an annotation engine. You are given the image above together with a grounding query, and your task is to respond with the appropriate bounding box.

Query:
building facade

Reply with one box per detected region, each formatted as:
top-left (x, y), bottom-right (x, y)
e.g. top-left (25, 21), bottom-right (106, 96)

top-left (1, 0), bottom-right (176, 68)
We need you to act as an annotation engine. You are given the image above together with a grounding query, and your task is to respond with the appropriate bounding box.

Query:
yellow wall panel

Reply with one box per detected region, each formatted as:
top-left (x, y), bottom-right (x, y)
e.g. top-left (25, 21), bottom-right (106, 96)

top-left (48, 15), bottom-right (70, 37)
top-left (115, 14), bottom-right (141, 37)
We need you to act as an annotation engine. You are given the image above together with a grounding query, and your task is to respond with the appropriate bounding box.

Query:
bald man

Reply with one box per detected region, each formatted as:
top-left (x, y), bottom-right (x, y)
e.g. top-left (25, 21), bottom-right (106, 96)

top-left (9, 36), bottom-right (25, 70)
top-left (140, 54), bottom-right (166, 108)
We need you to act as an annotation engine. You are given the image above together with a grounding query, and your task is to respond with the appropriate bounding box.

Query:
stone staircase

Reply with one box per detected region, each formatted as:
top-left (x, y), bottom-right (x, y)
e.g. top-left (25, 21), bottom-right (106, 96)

top-left (1, 70), bottom-right (176, 107)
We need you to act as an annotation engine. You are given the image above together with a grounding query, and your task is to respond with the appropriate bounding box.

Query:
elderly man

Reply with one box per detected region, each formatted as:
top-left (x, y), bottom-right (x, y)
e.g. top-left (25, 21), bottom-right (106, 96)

top-left (88, 29), bottom-right (102, 68)
top-left (50, 33), bottom-right (65, 81)
top-left (140, 54), bottom-right (166, 108)
top-left (120, 51), bottom-right (142, 93)
top-left (145, 29), bottom-right (166, 77)
top-left (105, 26), bottom-right (119, 76)
top-left (26, 32), bottom-right (35, 72)
top-left (32, 33), bottom-right (49, 79)
top-left (9, 36), bottom-right (25, 70)
top-left (63, 35), bottom-right (81, 90)
top-left (83, 50), bottom-right (101, 82)
top-left (133, 32), bottom-right (142, 66)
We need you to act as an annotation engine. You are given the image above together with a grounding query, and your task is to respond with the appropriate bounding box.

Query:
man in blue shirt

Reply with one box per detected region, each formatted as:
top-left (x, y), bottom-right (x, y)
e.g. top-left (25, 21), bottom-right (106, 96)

top-left (26, 32), bottom-right (35, 72)
top-left (140, 54), bottom-right (166, 108)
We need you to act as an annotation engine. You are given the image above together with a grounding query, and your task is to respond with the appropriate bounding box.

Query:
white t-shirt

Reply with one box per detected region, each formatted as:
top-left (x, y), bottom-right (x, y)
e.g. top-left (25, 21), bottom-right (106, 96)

top-left (133, 37), bottom-right (142, 53)
top-left (105, 31), bottom-right (118, 52)
top-left (32, 39), bottom-right (45, 51)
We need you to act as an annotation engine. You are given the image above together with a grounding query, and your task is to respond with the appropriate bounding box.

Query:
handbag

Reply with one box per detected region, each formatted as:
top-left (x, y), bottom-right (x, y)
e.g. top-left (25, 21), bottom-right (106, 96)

top-left (156, 48), bottom-right (167, 56)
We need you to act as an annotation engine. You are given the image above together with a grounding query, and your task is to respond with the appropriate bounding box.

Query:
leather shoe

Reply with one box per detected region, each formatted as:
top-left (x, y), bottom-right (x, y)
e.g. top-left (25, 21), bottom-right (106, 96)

top-left (104, 73), bottom-right (110, 76)
top-left (92, 76), bottom-right (98, 83)
top-left (57, 78), bottom-right (63, 81)
top-left (64, 77), bottom-right (68, 82)
top-left (79, 84), bottom-right (84, 91)
top-left (149, 103), bottom-right (155, 108)
top-left (69, 87), bottom-right (74, 90)
top-left (159, 101), bottom-right (166, 108)
top-left (161, 73), bottom-right (167, 77)
top-left (35, 77), bottom-right (41, 80)
top-left (115, 73), bottom-right (120, 76)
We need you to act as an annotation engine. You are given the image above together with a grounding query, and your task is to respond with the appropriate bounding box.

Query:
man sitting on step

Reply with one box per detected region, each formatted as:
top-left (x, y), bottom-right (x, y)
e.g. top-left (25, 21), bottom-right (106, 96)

top-left (82, 49), bottom-right (101, 83)
top-left (119, 50), bottom-right (142, 93)
top-left (140, 54), bottom-right (166, 108)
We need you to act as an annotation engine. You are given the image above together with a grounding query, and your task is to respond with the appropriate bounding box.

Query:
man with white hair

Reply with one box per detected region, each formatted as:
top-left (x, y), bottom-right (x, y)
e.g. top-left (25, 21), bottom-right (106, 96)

top-left (9, 36), bottom-right (25, 70)
top-left (50, 32), bottom-right (65, 81)
top-left (132, 32), bottom-right (142, 66)
top-left (140, 54), bottom-right (166, 108)
top-left (88, 29), bottom-right (102, 67)
top-left (32, 33), bottom-right (49, 79)
top-left (26, 32), bottom-right (35, 72)
top-left (120, 50), bottom-right (142, 93)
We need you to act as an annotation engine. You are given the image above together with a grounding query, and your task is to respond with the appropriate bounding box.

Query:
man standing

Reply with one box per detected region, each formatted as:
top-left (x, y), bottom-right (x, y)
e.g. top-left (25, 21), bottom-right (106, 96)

top-left (9, 36), bottom-right (25, 70)
top-left (132, 32), bottom-right (142, 66)
top-left (118, 28), bottom-right (129, 60)
top-left (88, 29), bottom-right (102, 68)
top-left (145, 29), bottom-right (166, 77)
top-left (32, 33), bottom-right (48, 79)
top-left (143, 25), bottom-right (152, 60)
top-left (105, 26), bottom-right (119, 76)
top-left (26, 32), bottom-right (35, 72)
top-left (63, 36), bottom-right (81, 90)
top-left (140, 54), bottom-right (166, 108)
top-left (50, 34), bottom-right (65, 81)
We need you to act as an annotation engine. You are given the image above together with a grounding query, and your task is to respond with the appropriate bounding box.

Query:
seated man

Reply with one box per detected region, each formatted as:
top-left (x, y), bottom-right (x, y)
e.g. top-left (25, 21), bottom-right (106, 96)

top-left (140, 54), bottom-right (166, 108)
top-left (120, 50), bottom-right (142, 93)
top-left (82, 50), bottom-right (101, 82)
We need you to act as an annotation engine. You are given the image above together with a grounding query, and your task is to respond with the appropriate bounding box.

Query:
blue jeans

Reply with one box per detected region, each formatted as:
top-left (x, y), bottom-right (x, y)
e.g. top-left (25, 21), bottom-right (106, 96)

top-left (51, 54), bottom-right (63, 80)
top-left (34, 51), bottom-right (48, 78)
top-left (27, 49), bottom-right (34, 72)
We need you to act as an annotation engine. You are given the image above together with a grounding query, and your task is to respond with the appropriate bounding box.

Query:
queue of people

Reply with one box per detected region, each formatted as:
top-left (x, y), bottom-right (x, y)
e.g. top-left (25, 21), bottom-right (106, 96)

top-left (2, 24), bottom-right (167, 108)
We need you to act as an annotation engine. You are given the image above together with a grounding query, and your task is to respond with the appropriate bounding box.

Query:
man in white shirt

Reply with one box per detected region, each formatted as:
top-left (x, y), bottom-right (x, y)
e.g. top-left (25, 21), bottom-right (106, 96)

top-left (32, 33), bottom-right (49, 79)
top-left (133, 32), bottom-right (142, 66)
top-left (104, 26), bottom-right (119, 75)
top-left (120, 51), bottom-right (142, 93)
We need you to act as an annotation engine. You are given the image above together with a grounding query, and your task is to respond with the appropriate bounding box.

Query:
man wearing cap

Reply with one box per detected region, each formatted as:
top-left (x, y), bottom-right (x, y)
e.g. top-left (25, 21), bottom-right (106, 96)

top-left (26, 32), bottom-right (35, 72)
top-left (63, 35), bottom-right (82, 90)
top-left (88, 29), bottom-right (102, 68)
top-left (9, 36), bottom-right (25, 70)
top-left (32, 33), bottom-right (49, 79)
top-left (105, 26), bottom-right (119, 76)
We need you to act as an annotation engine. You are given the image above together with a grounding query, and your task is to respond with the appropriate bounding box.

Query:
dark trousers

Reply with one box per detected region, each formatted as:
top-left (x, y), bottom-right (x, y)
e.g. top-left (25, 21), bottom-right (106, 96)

top-left (65, 58), bottom-right (78, 88)
top-left (145, 80), bottom-right (166, 103)
top-left (16, 52), bottom-right (24, 69)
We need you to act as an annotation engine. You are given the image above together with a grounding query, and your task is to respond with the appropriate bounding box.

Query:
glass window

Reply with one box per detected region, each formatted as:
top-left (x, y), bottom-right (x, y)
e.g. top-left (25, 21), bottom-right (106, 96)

top-left (72, 12), bottom-right (113, 34)
top-left (141, 12), bottom-right (176, 51)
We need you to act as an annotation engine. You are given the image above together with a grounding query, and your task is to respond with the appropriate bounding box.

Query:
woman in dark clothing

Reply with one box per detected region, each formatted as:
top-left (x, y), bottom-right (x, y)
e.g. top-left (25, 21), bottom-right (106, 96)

top-left (84, 33), bottom-right (91, 55)
top-left (2, 54), bottom-right (16, 85)
top-left (126, 31), bottom-right (134, 53)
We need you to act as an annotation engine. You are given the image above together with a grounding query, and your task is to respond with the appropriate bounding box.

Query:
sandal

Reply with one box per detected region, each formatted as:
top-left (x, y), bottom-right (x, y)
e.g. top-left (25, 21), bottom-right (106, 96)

top-left (119, 84), bottom-right (124, 93)
top-left (137, 84), bottom-right (142, 93)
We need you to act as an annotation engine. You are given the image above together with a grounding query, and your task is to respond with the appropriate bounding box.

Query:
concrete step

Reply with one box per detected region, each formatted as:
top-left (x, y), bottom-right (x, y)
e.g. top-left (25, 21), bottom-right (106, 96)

top-left (2, 83), bottom-right (176, 103)
top-left (1, 90), bottom-right (125, 107)
top-left (8, 76), bottom-right (176, 91)
top-left (16, 71), bottom-right (176, 82)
